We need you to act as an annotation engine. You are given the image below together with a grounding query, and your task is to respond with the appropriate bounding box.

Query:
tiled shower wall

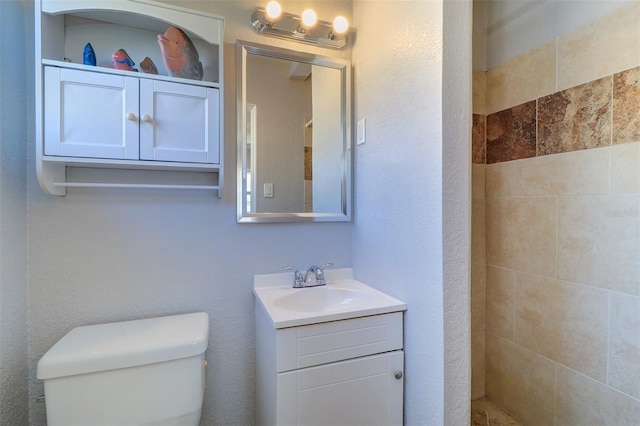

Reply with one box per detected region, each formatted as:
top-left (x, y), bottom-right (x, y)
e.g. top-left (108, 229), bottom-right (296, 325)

top-left (471, 2), bottom-right (640, 424)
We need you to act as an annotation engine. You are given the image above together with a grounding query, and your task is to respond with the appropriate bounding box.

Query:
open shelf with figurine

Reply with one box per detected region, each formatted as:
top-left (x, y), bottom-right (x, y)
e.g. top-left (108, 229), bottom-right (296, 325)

top-left (35, 0), bottom-right (224, 196)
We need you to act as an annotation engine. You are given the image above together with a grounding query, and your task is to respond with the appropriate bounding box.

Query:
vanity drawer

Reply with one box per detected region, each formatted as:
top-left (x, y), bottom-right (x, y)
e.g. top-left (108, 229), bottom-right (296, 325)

top-left (275, 312), bottom-right (403, 372)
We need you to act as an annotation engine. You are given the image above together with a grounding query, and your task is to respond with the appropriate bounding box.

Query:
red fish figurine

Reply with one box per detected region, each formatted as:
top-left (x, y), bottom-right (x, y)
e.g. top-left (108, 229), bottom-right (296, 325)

top-left (158, 26), bottom-right (203, 81)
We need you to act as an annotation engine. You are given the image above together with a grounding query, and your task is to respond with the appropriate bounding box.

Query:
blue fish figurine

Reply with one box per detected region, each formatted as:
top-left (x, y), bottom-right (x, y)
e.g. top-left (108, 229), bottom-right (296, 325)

top-left (83, 43), bottom-right (96, 66)
top-left (158, 26), bottom-right (203, 80)
top-left (111, 49), bottom-right (138, 72)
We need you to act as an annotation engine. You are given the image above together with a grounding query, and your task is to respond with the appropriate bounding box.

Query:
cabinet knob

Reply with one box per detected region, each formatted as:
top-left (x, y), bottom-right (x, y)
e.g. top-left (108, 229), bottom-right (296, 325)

top-left (142, 114), bottom-right (153, 123)
top-left (394, 370), bottom-right (403, 380)
top-left (126, 112), bottom-right (137, 121)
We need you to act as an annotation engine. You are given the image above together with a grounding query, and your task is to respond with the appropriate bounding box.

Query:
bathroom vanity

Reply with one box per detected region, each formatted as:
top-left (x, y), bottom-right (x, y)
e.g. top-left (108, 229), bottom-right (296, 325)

top-left (254, 268), bottom-right (406, 425)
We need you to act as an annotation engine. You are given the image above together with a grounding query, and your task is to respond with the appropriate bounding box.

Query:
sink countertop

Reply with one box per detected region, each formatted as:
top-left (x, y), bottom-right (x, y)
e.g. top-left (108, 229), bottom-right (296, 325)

top-left (253, 268), bottom-right (407, 329)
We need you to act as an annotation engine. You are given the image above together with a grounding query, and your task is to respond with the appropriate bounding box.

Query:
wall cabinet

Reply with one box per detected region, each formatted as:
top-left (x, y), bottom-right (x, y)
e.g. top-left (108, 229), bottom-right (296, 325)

top-left (44, 66), bottom-right (219, 164)
top-left (256, 310), bottom-right (404, 425)
top-left (35, 0), bottom-right (224, 195)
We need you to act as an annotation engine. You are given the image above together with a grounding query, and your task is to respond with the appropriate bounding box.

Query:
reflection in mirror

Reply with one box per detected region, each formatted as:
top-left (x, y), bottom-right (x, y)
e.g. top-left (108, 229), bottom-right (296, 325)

top-left (237, 41), bottom-right (351, 223)
top-left (246, 104), bottom-right (257, 212)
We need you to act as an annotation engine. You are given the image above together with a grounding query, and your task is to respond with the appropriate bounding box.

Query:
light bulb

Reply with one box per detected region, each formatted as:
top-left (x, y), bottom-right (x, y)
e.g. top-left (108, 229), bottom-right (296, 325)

top-left (332, 16), bottom-right (348, 34)
top-left (301, 9), bottom-right (317, 28)
top-left (265, 1), bottom-right (281, 20)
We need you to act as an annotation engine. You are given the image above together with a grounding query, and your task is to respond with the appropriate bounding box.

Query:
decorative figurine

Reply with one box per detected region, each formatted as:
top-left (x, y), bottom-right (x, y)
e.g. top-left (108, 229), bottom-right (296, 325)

top-left (111, 49), bottom-right (137, 72)
top-left (157, 26), bottom-right (203, 80)
top-left (139, 56), bottom-right (158, 74)
top-left (83, 43), bottom-right (96, 66)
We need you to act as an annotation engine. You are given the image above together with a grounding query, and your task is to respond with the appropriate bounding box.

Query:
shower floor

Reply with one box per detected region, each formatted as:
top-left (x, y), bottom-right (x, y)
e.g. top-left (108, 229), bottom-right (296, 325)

top-left (471, 397), bottom-right (524, 426)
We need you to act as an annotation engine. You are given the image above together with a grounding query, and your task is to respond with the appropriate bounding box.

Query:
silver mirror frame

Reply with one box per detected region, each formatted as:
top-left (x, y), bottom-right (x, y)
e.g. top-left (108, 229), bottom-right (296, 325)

top-left (236, 40), bottom-right (352, 223)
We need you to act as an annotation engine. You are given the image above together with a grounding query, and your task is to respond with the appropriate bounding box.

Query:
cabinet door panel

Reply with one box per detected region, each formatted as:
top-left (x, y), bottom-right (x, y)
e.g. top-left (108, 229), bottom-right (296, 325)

top-left (277, 351), bottom-right (404, 426)
top-left (44, 67), bottom-right (139, 160)
top-left (139, 80), bottom-right (219, 164)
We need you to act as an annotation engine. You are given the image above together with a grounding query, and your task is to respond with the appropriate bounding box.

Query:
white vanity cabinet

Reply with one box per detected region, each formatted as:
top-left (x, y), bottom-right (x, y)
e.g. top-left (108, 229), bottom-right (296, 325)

top-left (256, 309), bottom-right (405, 425)
top-left (44, 66), bottom-right (219, 163)
top-left (35, 0), bottom-right (224, 195)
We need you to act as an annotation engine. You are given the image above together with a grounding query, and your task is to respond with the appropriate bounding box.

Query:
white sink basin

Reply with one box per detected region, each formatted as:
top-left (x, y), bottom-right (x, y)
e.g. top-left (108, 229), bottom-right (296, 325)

top-left (254, 268), bottom-right (406, 328)
top-left (272, 286), bottom-right (370, 312)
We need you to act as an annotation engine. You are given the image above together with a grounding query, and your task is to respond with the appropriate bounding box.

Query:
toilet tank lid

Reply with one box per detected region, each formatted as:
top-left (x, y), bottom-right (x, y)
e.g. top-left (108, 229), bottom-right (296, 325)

top-left (37, 312), bottom-right (209, 380)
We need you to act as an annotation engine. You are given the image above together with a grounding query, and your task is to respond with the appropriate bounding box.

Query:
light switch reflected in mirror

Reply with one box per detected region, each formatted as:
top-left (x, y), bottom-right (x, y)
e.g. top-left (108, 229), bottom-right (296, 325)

top-left (237, 41), bottom-right (352, 223)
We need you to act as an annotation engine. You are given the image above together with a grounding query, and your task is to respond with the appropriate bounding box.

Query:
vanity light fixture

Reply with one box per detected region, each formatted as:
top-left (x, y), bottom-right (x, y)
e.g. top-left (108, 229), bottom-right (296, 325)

top-left (250, 1), bottom-right (348, 49)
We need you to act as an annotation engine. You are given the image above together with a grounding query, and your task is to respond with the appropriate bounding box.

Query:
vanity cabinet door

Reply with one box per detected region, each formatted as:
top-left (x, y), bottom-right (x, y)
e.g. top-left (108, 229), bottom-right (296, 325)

top-left (44, 66), bottom-right (140, 160)
top-left (277, 350), bottom-right (404, 426)
top-left (139, 79), bottom-right (220, 164)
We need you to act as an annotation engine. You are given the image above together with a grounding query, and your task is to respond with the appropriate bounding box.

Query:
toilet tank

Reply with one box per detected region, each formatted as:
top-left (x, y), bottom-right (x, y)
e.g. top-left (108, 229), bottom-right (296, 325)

top-left (37, 312), bottom-right (209, 426)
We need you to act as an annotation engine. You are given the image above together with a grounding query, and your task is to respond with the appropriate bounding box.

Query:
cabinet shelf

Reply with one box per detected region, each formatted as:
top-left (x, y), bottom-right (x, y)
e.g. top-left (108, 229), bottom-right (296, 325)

top-left (42, 155), bottom-right (220, 172)
top-left (42, 59), bottom-right (221, 88)
top-left (53, 182), bottom-right (220, 191)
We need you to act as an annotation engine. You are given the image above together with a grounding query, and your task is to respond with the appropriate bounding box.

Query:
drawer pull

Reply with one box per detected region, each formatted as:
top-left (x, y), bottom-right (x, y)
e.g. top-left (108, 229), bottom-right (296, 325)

top-left (394, 370), bottom-right (403, 380)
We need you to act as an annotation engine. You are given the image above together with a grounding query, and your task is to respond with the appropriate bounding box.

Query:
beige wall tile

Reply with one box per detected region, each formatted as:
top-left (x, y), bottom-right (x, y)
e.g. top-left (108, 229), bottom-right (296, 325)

top-left (611, 141), bottom-right (640, 194)
top-left (558, 195), bottom-right (640, 295)
top-left (609, 292), bottom-right (640, 399)
top-left (515, 272), bottom-right (608, 382)
top-left (516, 147), bottom-right (610, 196)
top-left (557, 1), bottom-right (640, 91)
top-left (472, 198), bottom-right (486, 265)
top-left (487, 41), bottom-right (556, 114)
top-left (486, 266), bottom-right (515, 341)
top-left (486, 161), bottom-right (516, 198)
top-left (485, 333), bottom-right (556, 426)
top-left (472, 261), bottom-right (486, 334)
top-left (486, 197), bottom-right (557, 276)
top-left (472, 164), bottom-right (486, 200)
top-left (557, 365), bottom-right (640, 426)
top-left (473, 70), bottom-right (487, 115)
top-left (472, 331), bottom-right (486, 400)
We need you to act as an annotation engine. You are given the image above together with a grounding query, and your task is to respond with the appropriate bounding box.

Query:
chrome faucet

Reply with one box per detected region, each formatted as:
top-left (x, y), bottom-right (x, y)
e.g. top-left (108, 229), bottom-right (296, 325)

top-left (283, 263), bottom-right (333, 288)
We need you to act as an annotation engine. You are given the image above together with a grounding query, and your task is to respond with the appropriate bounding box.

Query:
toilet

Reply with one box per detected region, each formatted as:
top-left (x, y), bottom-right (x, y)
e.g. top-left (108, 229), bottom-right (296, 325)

top-left (37, 312), bottom-right (209, 426)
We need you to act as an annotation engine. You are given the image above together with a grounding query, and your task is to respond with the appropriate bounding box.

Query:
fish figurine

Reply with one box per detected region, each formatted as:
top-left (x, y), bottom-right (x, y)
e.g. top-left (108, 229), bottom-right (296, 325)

top-left (139, 56), bottom-right (158, 74)
top-left (111, 49), bottom-right (137, 72)
top-left (83, 42), bottom-right (96, 66)
top-left (158, 26), bottom-right (203, 80)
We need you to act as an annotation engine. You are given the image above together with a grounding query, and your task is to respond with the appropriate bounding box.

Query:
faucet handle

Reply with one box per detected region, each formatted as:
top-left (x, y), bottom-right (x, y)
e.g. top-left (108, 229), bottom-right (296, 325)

top-left (315, 263), bottom-right (333, 285)
top-left (283, 266), bottom-right (304, 288)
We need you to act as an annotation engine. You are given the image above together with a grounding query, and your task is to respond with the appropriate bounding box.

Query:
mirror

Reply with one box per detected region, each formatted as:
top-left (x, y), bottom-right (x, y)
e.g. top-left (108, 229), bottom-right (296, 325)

top-left (237, 41), bottom-right (352, 223)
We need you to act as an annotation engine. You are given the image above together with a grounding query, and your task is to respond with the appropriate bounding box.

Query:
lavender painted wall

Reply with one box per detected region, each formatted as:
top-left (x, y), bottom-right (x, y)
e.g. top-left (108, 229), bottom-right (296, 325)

top-left (26, 2), bottom-right (352, 425)
top-left (0, 1), bottom-right (29, 424)
top-left (10, 0), bottom-right (476, 424)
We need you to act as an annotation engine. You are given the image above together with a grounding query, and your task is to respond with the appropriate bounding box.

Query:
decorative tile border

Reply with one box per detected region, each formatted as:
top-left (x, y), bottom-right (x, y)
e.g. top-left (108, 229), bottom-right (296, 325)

top-left (613, 66), bottom-right (640, 145)
top-left (538, 77), bottom-right (612, 156)
top-left (473, 65), bottom-right (640, 164)
top-left (486, 101), bottom-right (536, 164)
top-left (472, 114), bottom-right (486, 164)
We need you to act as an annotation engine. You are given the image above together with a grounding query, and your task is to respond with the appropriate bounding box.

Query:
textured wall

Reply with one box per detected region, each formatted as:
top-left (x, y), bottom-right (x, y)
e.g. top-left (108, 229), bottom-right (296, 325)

top-left (27, 2), bottom-right (352, 425)
top-left (442, 0), bottom-right (472, 423)
top-left (0, 1), bottom-right (29, 425)
top-left (352, 1), bottom-right (470, 424)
